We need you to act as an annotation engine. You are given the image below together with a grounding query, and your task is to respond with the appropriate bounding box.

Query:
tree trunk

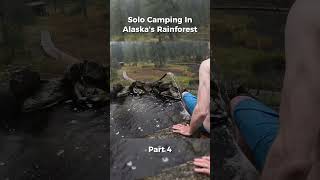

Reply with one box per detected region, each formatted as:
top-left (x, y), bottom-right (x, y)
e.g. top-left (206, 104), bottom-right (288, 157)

top-left (81, 0), bottom-right (88, 17)
top-left (53, 0), bottom-right (57, 13)
top-left (0, 14), bottom-right (8, 45)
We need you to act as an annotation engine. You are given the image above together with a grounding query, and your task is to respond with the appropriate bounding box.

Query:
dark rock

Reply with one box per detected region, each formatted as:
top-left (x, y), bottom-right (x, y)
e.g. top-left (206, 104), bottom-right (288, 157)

top-left (82, 61), bottom-right (107, 90)
top-left (110, 139), bottom-right (210, 180)
top-left (116, 86), bottom-right (130, 98)
top-left (144, 83), bottom-right (152, 92)
top-left (9, 69), bottom-right (41, 101)
top-left (0, 89), bottom-right (20, 129)
top-left (116, 81), bottom-right (180, 101)
top-left (110, 95), bottom-right (185, 140)
top-left (74, 82), bottom-right (108, 103)
top-left (22, 80), bottom-right (66, 112)
top-left (64, 61), bottom-right (107, 90)
top-left (212, 125), bottom-right (259, 180)
top-left (158, 82), bottom-right (172, 91)
top-left (144, 161), bottom-right (209, 180)
top-left (132, 87), bottom-right (145, 95)
top-left (111, 84), bottom-right (124, 99)
top-left (64, 61), bottom-right (109, 106)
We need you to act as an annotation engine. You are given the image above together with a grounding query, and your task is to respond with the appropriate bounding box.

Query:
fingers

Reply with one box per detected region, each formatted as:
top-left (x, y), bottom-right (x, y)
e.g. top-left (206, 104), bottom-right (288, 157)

top-left (193, 156), bottom-right (211, 175)
top-left (172, 124), bottom-right (182, 130)
top-left (194, 167), bottom-right (210, 175)
top-left (172, 129), bottom-right (181, 133)
top-left (202, 156), bottom-right (210, 160)
top-left (172, 124), bottom-right (191, 136)
top-left (193, 161), bottom-right (210, 168)
top-left (194, 157), bottom-right (210, 164)
top-left (172, 124), bottom-right (186, 129)
top-left (172, 124), bottom-right (189, 128)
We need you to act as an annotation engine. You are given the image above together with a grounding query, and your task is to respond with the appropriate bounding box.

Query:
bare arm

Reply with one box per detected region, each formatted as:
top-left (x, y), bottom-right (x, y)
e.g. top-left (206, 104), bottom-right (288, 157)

top-left (189, 59), bottom-right (210, 133)
top-left (261, 1), bottom-right (320, 179)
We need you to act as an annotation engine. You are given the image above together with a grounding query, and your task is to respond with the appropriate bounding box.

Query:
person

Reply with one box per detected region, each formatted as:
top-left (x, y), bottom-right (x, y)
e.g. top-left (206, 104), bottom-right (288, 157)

top-left (231, 1), bottom-right (320, 179)
top-left (172, 59), bottom-right (212, 175)
top-left (172, 59), bottom-right (210, 136)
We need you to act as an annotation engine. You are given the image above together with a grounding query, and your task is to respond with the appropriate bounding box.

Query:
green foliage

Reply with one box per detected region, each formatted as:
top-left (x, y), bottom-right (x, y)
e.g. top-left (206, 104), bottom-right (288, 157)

top-left (110, 41), bottom-right (209, 67)
top-left (213, 13), bottom-right (274, 50)
top-left (215, 47), bottom-right (284, 91)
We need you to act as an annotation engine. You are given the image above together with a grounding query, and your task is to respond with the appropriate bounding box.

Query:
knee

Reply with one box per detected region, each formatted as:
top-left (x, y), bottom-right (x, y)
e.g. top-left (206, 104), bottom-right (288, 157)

top-left (230, 96), bottom-right (253, 116)
top-left (182, 92), bottom-right (189, 98)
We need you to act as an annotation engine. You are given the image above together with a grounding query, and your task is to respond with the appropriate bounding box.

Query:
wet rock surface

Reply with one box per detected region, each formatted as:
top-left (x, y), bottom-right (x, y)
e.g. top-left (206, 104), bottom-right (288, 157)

top-left (23, 79), bottom-right (66, 112)
top-left (9, 69), bottom-right (41, 101)
top-left (144, 161), bottom-right (209, 180)
top-left (110, 95), bottom-right (185, 141)
top-left (212, 125), bottom-right (259, 180)
top-left (0, 61), bottom-right (110, 179)
top-left (3, 61), bottom-right (109, 115)
top-left (110, 138), bottom-right (209, 180)
top-left (0, 90), bottom-right (20, 129)
top-left (110, 91), bottom-right (211, 179)
top-left (0, 104), bottom-right (108, 180)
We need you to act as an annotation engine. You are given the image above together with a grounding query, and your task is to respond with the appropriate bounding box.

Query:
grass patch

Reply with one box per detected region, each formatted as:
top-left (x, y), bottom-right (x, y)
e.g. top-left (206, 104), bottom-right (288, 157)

top-left (111, 63), bottom-right (199, 91)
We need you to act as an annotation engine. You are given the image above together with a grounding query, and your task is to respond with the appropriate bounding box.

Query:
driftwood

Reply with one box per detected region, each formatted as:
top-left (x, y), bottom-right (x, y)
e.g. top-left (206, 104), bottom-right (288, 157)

top-left (41, 31), bottom-right (80, 64)
top-left (122, 71), bottom-right (135, 82)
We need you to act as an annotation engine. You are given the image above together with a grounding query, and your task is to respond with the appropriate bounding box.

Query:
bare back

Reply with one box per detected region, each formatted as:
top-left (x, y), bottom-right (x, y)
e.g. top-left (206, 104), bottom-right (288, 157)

top-left (261, 1), bottom-right (320, 179)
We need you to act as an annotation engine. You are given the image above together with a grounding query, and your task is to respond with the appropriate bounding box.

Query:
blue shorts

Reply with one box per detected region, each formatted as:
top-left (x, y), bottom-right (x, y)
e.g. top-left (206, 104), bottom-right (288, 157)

top-left (182, 92), bottom-right (208, 133)
top-left (182, 92), bottom-right (197, 115)
top-left (233, 98), bottom-right (279, 171)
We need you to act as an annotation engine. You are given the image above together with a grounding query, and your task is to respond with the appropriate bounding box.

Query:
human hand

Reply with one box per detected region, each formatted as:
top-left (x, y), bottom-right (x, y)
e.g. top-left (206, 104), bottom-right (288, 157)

top-left (193, 156), bottom-right (210, 176)
top-left (172, 124), bottom-right (192, 136)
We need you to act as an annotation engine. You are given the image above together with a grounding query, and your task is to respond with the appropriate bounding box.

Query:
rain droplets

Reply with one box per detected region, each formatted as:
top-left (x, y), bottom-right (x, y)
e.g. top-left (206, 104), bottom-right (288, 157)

top-left (161, 157), bottom-right (169, 163)
top-left (126, 161), bottom-right (137, 170)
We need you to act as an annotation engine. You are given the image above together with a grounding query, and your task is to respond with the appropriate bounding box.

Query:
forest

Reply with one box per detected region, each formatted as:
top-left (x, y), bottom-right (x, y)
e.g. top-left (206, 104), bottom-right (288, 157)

top-left (0, 0), bottom-right (107, 81)
top-left (111, 41), bottom-right (209, 67)
top-left (110, 0), bottom-right (210, 93)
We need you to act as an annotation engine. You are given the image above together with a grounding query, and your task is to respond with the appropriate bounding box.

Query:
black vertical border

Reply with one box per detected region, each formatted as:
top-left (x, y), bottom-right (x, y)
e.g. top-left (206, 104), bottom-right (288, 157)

top-left (106, 0), bottom-right (111, 178)
top-left (210, 1), bottom-right (214, 180)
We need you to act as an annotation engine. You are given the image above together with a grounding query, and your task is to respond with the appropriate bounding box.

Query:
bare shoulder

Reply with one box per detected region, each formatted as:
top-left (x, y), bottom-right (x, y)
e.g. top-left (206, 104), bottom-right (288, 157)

top-left (288, 0), bottom-right (320, 26)
top-left (200, 59), bottom-right (210, 72)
